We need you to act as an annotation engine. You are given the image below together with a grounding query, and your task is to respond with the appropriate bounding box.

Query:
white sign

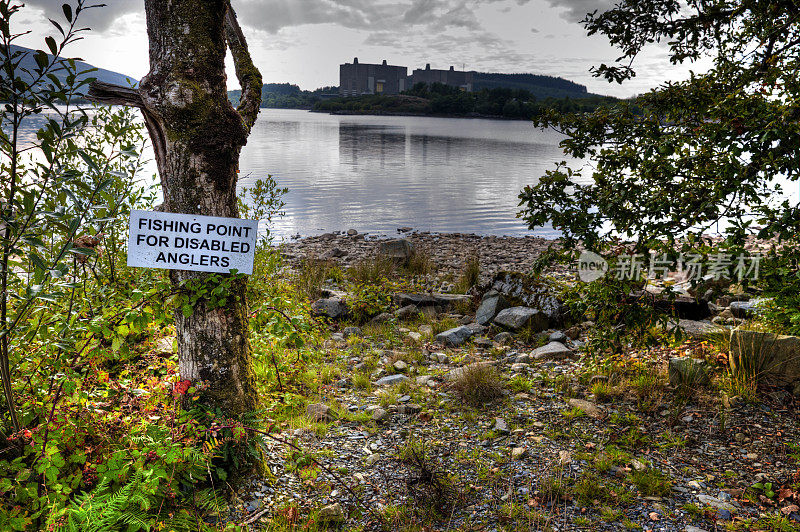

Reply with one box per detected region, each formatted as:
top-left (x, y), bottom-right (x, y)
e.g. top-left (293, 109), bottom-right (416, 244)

top-left (127, 210), bottom-right (258, 274)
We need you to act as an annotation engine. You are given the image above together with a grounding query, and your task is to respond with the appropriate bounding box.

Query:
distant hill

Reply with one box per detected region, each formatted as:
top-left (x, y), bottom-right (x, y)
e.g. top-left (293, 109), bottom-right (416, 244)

top-left (470, 72), bottom-right (591, 99)
top-left (4, 44), bottom-right (137, 95)
top-left (228, 83), bottom-right (338, 109)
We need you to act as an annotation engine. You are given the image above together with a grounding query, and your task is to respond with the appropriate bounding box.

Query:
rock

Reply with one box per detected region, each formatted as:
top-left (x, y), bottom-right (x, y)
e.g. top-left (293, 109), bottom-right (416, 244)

top-left (631, 458), bottom-right (647, 471)
top-left (408, 332), bottom-right (422, 342)
top-left (375, 374), bottom-right (409, 386)
top-left (371, 408), bottom-right (388, 422)
top-left (493, 306), bottom-right (547, 331)
top-left (419, 324), bottom-right (432, 336)
top-left (565, 326), bottom-right (581, 340)
top-left (318, 503), bottom-right (346, 524)
top-left (435, 325), bottom-right (474, 346)
top-left (307, 403), bottom-right (334, 422)
top-left (475, 290), bottom-right (511, 325)
top-left (730, 299), bottom-right (767, 318)
top-left (548, 331), bottom-right (568, 344)
top-left (685, 526), bottom-right (710, 532)
top-left (510, 363), bottom-right (529, 372)
top-left (494, 331), bottom-right (513, 344)
top-left (397, 226), bottom-right (413, 233)
top-left (511, 447), bottom-right (527, 460)
top-left (532, 342), bottom-right (574, 360)
top-left (488, 272), bottom-right (564, 325)
top-left (379, 239), bottom-right (415, 264)
top-left (346, 228), bottom-right (358, 236)
top-left (394, 305), bottom-right (419, 320)
top-left (729, 329), bottom-right (800, 386)
top-left (697, 494), bottom-right (736, 512)
top-left (311, 298), bottom-right (347, 319)
top-left (670, 319), bottom-right (728, 339)
top-left (668, 357), bottom-right (711, 387)
top-left (394, 292), bottom-right (471, 310)
top-left (635, 292), bottom-right (711, 320)
top-left (474, 336), bottom-right (493, 348)
top-left (365, 453), bottom-right (382, 466)
top-left (392, 360), bottom-right (408, 372)
top-left (322, 247), bottom-right (347, 259)
top-left (567, 398), bottom-right (604, 419)
top-left (558, 450), bottom-right (572, 465)
top-left (718, 308), bottom-right (734, 319)
top-left (342, 326), bottom-right (362, 338)
top-left (514, 353), bottom-right (531, 364)
top-left (465, 322), bottom-right (488, 335)
top-left (370, 312), bottom-right (393, 324)
top-left (493, 417), bottom-right (509, 434)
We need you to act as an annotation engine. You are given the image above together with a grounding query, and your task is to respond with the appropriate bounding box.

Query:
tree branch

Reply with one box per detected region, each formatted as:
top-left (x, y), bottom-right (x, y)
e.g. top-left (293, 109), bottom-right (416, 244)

top-left (224, 1), bottom-right (262, 131)
top-left (87, 80), bottom-right (143, 107)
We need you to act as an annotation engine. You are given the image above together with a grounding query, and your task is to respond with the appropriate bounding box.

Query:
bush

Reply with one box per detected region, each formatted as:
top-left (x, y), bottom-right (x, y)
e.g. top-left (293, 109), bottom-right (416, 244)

top-left (449, 364), bottom-right (504, 407)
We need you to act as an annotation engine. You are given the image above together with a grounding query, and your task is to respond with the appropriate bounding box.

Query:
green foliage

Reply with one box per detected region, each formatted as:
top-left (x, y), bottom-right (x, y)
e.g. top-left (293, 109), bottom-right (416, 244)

top-left (449, 364), bottom-right (504, 407)
top-left (346, 282), bottom-right (394, 324)
top-left (518, 0), bottom-right (800, 257)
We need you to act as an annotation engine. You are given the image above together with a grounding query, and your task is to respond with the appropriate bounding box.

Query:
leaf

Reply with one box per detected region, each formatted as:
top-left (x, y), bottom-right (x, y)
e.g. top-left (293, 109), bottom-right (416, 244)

top-left (182, 304), bottom-right (194, 318)
top-left (45, 36), bottom-right (58, 56)
top-left (49, 18), bottom-right (65, 36)
top-left (62, 3), bottom-right (72, 22)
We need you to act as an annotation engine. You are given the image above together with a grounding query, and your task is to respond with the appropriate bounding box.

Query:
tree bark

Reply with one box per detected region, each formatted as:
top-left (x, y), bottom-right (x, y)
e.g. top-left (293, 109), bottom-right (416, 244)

top-left (91, 1), bottom-right (262, 418)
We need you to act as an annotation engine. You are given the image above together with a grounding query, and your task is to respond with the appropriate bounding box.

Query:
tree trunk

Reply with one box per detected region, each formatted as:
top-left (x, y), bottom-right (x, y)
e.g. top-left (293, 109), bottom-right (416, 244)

top-left (91, 1), bottom-right (262, 417)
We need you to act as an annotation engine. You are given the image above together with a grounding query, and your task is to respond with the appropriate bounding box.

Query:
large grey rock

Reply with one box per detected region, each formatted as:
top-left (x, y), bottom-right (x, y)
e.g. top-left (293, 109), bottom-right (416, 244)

top-left (532, 341), bottom-right (574, 360)
top-left (489, 272), bottom-right (564, 325)
top-left (379, 239), bottom-right (415, 264)
top-left (668, 357), bottom-right (711, 387)
top-left (475, 290), bottom-right (511, 325)
top-left (729, 329), bottom-right (800, 386)
top-left (493, 306), bottom-right (547, 331)
top-left (696, 494), bottom-right (736, 512)
top-left (374, 374), bottom-right (409, 386)
top-left (307, 403), bottom-right (334, 422)
top-left (311, 298), bottom-right (347, 319)
top-left (671, 319), bottom-right (727, 339)
top-left (436, 325), bottom-right (474, 346)
top-left (318, 503), bottom-right (346, 524)
top-left (394, 292), bottom-right (471, 309)
top-left (567, 398), bottom-right (604, 418)
top-left (729, 298), bottom-right (769, 319)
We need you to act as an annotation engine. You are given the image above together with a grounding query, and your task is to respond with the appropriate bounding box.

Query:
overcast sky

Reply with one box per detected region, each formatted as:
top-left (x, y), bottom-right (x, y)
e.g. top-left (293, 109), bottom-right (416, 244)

top-left (16, 0), bottom-right (706, 98)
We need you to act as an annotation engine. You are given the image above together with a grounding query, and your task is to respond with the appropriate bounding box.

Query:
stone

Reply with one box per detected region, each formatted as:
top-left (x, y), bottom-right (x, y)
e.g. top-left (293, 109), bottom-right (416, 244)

top-left (494, 331), bottom-right (513, 344)
top-left (342, 326), bottom-right (362, 338)
top-left (322, 247), bottom-right (347, 259)
top-left (392, 360), bottom-right (408, 371)
top-left (565, 326), bottom-right (581, 340)
top-left (465, 322), bottom-right (488, 335)
top-left (510, 363), bottom-right (529, 372)
top-left (371, 408), bottom-right (388, 422)
top-left (558, 450), bottom-right (572, 465)
top-left (153, 336), bottom-right (176, 354)
top-left (631, 458), bottom-right (647, 471)
top-left (511, 447), bottom-right (527, 460)
top-left (685, 527), bottom-right (710, 532)
top-left (307, 403), bottom-right (334, 422)
top-left (398, 403), bottom-right (421, 415)
top-left (475, 290), bottom-right (511, 325)
top-left (729, 329), bottom-right (800, 386)
top-left (311, 298), bottom-right (347, 319)
top-left (370, 312), bottom-right (393, 324)
top-left (394, 305), bottom-right (419, 320)
top-left (365, 453), bottom-right (382, 466)
top-left (493, 417), bottom-right (509, 433)
top-left (532, 342), bottom-right (574, 360)
top-left (474, 336), bottom-right (493, 348)
top-left (668, 357), bottom-right (711, 387)
top-left (408, 332), bottom-right (422, 342)
top-left (347, 228), bottom-right (358, 236)
top-left (419, 324), bottom-right (433, 336)
top-left (375, 374), bottom-right (408, 386)
top-left (435, 325), bottom-right (474, 346)
top-left (318, 503), bottom-right (346, 524)
top-left (514, 353), bottom-right (531, 364)
top-left (379, 239), bottom-right (415, 264)
top-left (493, 306), bottom-right (548, 331)
top-left (670, 319), bottom-right (728, 339)
top-left (697, 494), bottom-right (736, 512)
top-left (730, 299), bottom-right (767, 319)
top-left (567, 398), bottom-right (604, 419)
top-left (489, 272), bottom-right (564, 325)
top-left (548, 331), bottom-right (568, 344)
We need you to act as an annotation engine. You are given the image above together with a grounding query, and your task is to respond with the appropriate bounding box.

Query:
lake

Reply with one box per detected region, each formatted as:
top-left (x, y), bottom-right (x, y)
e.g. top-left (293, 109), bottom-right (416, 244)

top-left (239, 109), bottom-right (569, 239)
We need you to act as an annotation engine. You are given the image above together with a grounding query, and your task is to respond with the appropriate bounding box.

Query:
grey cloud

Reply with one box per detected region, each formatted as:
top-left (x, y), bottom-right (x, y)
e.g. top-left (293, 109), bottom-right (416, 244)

top-left (530, 27), bottom-right (539, 33)
top-left (541, 0), bottom-right (615, 22)
top-left (23, 0), bottom-right (140, 32)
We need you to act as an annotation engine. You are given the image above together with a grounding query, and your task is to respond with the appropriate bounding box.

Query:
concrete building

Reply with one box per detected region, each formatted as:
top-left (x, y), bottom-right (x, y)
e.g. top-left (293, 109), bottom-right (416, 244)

top-left (339, 58), bottom-right (409, 96)
top-left (411, 64), bottom-right (473, 92)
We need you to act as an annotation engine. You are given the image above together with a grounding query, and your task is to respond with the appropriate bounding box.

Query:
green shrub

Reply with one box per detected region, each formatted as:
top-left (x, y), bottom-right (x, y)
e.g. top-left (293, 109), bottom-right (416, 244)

top-left (449, 364), bottom-right (504, 407)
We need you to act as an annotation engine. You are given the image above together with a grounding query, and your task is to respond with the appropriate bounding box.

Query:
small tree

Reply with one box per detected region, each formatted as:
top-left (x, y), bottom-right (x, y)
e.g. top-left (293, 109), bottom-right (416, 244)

top-left (89, 1), bottom-right (263, 417)
top-left (519, 0), bottom-right (800, 253)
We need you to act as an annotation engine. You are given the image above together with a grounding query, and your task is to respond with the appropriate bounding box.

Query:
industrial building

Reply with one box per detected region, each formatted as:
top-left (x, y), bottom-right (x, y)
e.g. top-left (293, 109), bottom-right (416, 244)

top-left (338, 58), bottom-right (409, 96)
top-left (410, 64), bottom-right (473, 92)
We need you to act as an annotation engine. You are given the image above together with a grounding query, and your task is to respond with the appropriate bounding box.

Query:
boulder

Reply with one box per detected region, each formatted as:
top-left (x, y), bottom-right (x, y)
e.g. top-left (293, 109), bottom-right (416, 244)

top-left (632, 292), bottom-right (711, 320)
top-left (436, 325), bottom-right (474, 346)
top-left (311, 298), bottom-right (347, 319)
top-left (670, 319), bottom-right (728, 339)
top-left (394, 292), bottom-right (471, 310)
top-left (488, 272), bottom-right (564, 325)
top-left (342, 326), bottom-right (362, 338)
top-left (494, 307), bottom-right (547, 331)
top-left (729, 329), bottom-right (800, 387)
top-left (321, 247), bottom-right (347, 259)
top-left (318, 503), bottom-right (346, 524)
top-left (668, 357), bottom-right (711, 387)
top-left (730, 298), bottom-right (769, 319)
top-left (379, 239), bottom-right (415, 264)
top-left (532, 342), bottom-right (574, 360)
top-left (548, 331), bottom-right (568, 344)
top-left (567, 398), bottom-right (604, 419)
top-left (475, 290), bottom-right (511, 325)
top-left (394, 305), bottom-right (419, 320)
top-left (307, 403), bottom-right (334, 422)
top-left (374, 374), bottom-right (409, 386)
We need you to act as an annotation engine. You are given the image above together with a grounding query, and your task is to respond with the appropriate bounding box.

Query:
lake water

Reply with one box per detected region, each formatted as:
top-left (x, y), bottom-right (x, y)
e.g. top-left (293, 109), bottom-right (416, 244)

top-left (239, 109), bottom-right (569, 238)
